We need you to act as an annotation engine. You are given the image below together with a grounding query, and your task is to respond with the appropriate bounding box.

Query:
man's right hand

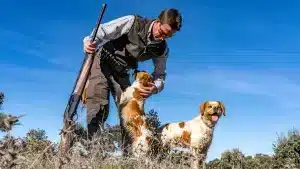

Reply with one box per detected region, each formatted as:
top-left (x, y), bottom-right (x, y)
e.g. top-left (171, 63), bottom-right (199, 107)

top-left (83, 37), bottom-right (97, 54)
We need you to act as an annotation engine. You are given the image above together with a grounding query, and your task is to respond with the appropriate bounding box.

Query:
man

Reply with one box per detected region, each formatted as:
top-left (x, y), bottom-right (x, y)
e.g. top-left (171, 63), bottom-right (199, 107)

top-left (82, 8), bottom-right (182, 152)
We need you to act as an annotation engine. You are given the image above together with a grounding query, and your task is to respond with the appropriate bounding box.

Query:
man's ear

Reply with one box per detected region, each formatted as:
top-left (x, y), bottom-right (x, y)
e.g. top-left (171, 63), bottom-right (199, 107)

top-left (132, 69), bottom-right (140, 80)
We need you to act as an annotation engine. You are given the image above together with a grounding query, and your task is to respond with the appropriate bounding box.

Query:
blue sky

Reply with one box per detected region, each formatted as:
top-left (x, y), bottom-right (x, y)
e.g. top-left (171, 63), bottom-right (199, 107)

top-left (1, 0), bottom-right (300, 161)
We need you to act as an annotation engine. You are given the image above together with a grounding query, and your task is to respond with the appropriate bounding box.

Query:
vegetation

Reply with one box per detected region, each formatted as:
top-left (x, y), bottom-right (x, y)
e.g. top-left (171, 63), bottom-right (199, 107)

top-left (0, 91), bottom-right (299, 169)
top-left (0, 92), bottom-right (4, 109)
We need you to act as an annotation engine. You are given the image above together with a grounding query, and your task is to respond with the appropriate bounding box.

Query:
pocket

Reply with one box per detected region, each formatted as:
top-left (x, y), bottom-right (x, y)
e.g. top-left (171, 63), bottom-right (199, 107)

top-left (86, 75), bottom-right (109, 105)
top-left (95, 55), bottom-right (101, 69)
top-left (86, 79), bottom-right (96, 99)
top-left (86, 78), bottom-right (102, 99)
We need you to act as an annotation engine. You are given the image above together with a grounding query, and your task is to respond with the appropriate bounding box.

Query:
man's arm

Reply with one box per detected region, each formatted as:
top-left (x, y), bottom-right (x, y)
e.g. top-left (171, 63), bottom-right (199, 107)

top-left (83, 15), bottom-right (135, 45)
top-left (151, 46), bottom-right (169, 94)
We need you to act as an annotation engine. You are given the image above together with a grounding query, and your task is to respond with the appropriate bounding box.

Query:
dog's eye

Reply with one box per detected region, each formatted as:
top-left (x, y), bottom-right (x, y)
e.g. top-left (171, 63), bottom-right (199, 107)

top-left (208, 105), bottom-right (212, 108)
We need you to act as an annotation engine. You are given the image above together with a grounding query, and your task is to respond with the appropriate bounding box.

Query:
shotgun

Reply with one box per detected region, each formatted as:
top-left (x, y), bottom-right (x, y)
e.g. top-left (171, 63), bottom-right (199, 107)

top-left (59, 3), bottom-right (107, 154)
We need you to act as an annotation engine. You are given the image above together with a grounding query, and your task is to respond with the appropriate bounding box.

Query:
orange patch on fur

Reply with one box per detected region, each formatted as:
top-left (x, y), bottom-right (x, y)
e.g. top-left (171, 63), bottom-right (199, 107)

top-left (146, 136), bottom-right (151, 143)
top-left (180, 131), bottom-right (191, 146)
top-left (144, 121), bottom-right (149, 129)
top-left (135, 71), bottom-right (153, 87)
top-left (218, 101), bottom-right (226, 116)
top-left (133, 116), bottom-right (144, 126)
top-left (131, 125), bottom-right (142, 137)
top-left (179, 122), bottom-right (185, 128)
top-left (122, 100), bottom-right (144, 138)
top-left (123, 100), bottom-right (141, 117)
top-left (133, 88), bottom-right (143, 101)
top-left (200, 101), bottom-right (208, 116)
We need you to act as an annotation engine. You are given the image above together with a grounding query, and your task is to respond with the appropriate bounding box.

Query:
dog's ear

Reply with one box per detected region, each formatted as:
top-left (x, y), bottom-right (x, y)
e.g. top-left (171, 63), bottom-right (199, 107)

top-left (132, 69), bottom-right (140, 80)
top-left (200, 101), bottom-right (207, 116)
top-left (218, 101), bottom-right (226, 116)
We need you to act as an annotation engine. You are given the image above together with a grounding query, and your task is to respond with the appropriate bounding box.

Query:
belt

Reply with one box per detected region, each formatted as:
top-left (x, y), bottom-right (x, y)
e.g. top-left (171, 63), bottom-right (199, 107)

top-left (99, 47), bottom-right (129, 73)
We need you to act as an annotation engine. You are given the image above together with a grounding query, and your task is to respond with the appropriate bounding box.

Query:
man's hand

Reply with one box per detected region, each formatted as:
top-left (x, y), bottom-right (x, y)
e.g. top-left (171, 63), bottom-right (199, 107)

top-left (138, 82), bottom-right (157, 98)
top-left (83, 38), bottom-right (97, 54)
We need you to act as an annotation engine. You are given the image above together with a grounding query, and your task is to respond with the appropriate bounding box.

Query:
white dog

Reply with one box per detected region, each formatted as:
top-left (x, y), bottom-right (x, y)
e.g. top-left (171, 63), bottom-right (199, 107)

top-left (160, 101), bottom-right (226, 169)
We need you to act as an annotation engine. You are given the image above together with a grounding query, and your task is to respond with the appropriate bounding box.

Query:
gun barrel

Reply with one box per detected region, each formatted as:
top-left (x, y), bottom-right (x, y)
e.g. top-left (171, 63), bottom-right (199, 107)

top-left (59, 3), bottom-right (107, 154)
top-left (63, 3), bottom-right (107, 122)
top-left (91, 4), bottom-right (107, 42)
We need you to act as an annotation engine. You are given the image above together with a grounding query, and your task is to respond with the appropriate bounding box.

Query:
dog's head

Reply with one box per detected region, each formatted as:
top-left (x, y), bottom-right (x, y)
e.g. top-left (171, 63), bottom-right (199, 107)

top-left (200, 101), bottom-right (226, 124)
top-left (132, 70), bottom-right (153, 87)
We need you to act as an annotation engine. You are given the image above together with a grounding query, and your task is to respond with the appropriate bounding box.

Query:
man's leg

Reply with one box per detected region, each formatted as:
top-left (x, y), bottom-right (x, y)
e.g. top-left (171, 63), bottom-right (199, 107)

top-left (109, 72), bottom-right (132, 156)
top-left (85, 50), bottom-right (110, 139)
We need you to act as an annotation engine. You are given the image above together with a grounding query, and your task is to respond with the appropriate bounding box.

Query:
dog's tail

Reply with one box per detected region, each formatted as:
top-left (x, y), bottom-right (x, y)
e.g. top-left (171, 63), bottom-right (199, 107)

top-left (157, 123), bottom-right (169, 134)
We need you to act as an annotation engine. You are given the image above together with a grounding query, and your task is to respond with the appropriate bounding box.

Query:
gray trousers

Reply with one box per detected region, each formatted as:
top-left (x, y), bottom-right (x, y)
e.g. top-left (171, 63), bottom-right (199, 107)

top-left (85, 49), bottom-right (132, 154)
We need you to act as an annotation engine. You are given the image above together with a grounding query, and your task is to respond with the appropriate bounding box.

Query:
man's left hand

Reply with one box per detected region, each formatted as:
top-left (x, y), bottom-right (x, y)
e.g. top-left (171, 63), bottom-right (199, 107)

top-left (138, 82), bottom-right (157, 98)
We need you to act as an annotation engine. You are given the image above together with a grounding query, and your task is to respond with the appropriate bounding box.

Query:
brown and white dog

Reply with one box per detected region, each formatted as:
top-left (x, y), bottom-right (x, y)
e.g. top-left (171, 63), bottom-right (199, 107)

top-left (160, 101), bottom-right (226, 169)
top-left (119, 70), bottom-right (154, 158)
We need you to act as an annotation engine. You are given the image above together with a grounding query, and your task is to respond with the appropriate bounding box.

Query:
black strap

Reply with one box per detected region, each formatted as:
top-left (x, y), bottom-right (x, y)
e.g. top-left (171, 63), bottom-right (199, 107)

top-left (98, 48), bottom-right (133, 90)
top-left (100, 48), bottom-right (128, 73)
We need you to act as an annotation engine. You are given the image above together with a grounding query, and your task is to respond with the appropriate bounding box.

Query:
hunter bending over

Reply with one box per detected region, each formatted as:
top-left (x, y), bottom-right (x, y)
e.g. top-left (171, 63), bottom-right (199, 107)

top-left (82, 8), bottom-right (182, 155)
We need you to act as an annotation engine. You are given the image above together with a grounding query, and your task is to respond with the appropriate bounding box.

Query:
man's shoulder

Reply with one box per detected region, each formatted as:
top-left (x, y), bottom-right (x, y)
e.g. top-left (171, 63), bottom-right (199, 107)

top-left (119, 14), bottom-right (142, 20)
top-left (107, 14), bottom-right (155, 26)
top-left (132, 14), bottom-right (145, 19)
top-left (104, 15), bottom-right (135, 26)
top-left (115, 14), bottom-right (135, 21)
top-left (131, 14), bottom-right (156, 22)
top-left (115, 14), bottom-right (148, 25)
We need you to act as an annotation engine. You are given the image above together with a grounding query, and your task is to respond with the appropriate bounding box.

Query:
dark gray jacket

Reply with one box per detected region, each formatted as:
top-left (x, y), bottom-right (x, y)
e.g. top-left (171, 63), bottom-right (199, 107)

top-left (84, 15), bottom-right (169, 93)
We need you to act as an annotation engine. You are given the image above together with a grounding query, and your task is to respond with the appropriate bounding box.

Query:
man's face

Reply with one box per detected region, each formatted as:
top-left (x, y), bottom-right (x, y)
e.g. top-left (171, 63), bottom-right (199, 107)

top-left (152, 21), bottom-right (177, 41)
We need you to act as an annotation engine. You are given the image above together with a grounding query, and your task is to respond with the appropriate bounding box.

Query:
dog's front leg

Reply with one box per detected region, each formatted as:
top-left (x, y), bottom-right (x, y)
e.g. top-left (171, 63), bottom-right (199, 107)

top-left (119, 88), bottom-right (133, 108)
top-left (157, 139), bottom-right (171, 160)
top-left (125, 115), bottom-right (153, 158)
top-left (191, 147), bottom-right (200, 169)
top-left (191, 147), bottom-right (207, 169)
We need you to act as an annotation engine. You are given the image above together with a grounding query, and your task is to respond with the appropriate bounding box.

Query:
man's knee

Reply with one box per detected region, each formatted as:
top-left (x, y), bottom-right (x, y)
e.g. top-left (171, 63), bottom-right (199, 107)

top-left (85, 55), bottom-right (111, 137)
top-left (86, 73), bottom-right (109, 100)
top-left (86, 103), bottom-right (109, 136)
top-left (86, 101), bottom-right (109, 123)
top-left (85, 72), bottom-right (110, 121)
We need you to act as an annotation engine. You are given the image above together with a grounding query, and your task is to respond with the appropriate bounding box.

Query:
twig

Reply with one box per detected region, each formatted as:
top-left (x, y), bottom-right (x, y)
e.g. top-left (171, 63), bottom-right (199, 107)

top-left (27, 142), bottom-right (53, 169)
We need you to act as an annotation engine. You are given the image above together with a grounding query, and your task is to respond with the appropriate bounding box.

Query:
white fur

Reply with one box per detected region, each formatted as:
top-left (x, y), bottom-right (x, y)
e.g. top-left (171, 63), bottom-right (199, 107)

top-left (132, 119), bottom-right (153, 157)
top-left (119, 81), bottom-right (143, 109)
top-left (160, 101), bottom-right (225, 169)
top-left (119, 79), bottom-right (153, 158)
top-left (161, 116), bottom-right (213, 150)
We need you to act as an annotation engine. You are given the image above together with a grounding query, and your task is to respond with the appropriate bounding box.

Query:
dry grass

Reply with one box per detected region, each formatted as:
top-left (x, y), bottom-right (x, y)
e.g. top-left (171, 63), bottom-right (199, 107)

top-left (0, 129), bottom-right (194, 169)
top-left (0, 108), bottom-right (195, 169)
